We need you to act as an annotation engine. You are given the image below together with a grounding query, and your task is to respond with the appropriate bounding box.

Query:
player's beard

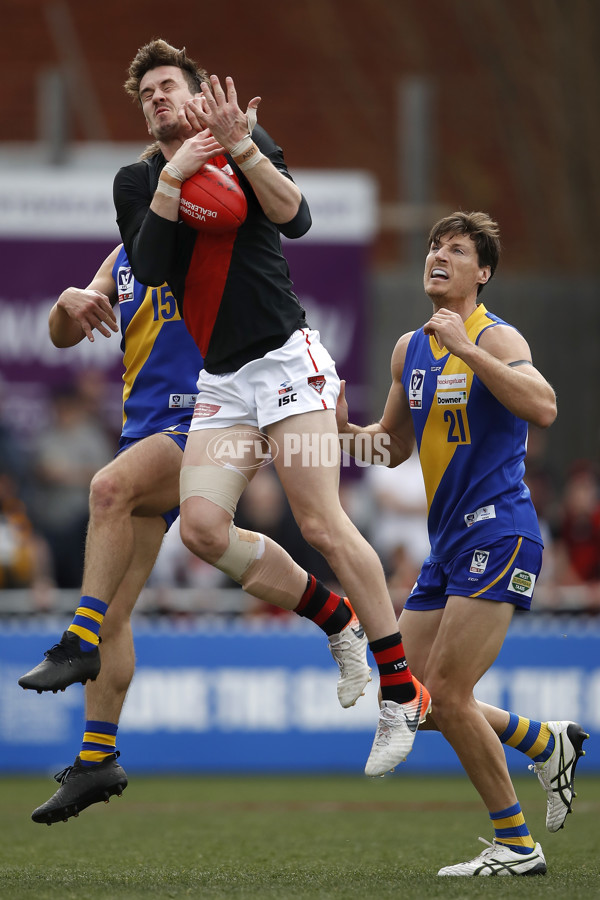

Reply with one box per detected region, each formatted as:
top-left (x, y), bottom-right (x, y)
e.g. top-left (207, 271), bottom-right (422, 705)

top-left (152, 121), bottom-right (180, 141)
top-left (148, 111), bottom-right (181, 142)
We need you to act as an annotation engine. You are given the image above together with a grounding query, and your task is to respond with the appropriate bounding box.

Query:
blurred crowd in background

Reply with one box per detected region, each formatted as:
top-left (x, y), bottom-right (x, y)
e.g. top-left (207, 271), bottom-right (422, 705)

top-left (1, 2), bottom-right (598, 623)
top-left (1, 372), bottom-right (598, 621)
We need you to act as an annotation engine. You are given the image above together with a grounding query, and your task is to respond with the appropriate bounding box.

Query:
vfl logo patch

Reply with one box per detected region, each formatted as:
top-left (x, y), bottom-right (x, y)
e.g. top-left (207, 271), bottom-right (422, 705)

top-left (508, 568), bottom-right (536, 597)
top-left (409, 369), bottom-right (425, 408)
top-left (117, 266), bottom-right (134, 303)
top-left (169, 393), bottom-right (197, 409)
top-left (307, 374), bottom-right (326, 395)
top-left (470, 550), bottom-right (489, 574)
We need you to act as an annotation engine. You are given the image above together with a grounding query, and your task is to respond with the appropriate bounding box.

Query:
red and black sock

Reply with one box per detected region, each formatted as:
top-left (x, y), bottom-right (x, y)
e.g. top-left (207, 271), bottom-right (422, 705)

top-left (294, 574), bottom-right (353, 636)
top-left (369, 633), bottom-right (416, 704)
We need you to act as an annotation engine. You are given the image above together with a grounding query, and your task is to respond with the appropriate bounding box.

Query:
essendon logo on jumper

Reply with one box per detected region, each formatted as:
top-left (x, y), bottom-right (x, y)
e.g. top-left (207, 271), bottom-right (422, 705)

top-left (307, 374), bottom-right (326, 395)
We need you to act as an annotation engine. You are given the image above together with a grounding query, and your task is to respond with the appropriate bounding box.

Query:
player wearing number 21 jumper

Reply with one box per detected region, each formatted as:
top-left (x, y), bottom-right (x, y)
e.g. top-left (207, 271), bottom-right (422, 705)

top-left (337, 211), bottom-right (589, 876)
top-left (111, 38), bottom-right (430, 775)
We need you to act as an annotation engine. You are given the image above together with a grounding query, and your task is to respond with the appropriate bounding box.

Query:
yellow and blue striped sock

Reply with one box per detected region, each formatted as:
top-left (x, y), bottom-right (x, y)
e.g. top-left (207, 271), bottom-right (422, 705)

top-left (68, 596), bottom-right (108, 651)
top-left (490, 802), bottom-right (535, 854)
top-left (499, 712), bottom-right (555, 763)
top-left (80, 720), bottom-right (118, 768)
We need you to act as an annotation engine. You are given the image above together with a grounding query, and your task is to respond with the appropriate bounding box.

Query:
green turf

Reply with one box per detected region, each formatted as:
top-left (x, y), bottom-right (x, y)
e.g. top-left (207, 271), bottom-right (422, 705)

top-left (1, 773), bottom-right (599, 899)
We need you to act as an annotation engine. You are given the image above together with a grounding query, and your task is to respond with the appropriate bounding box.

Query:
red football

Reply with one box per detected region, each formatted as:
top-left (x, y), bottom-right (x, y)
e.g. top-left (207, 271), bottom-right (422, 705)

top-left (179, 164), bottom-right (248, 234)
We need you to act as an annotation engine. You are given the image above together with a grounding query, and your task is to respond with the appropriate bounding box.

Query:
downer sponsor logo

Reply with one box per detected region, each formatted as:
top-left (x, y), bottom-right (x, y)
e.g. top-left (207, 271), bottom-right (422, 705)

top-left (437, 390), bottom-right (467, 406)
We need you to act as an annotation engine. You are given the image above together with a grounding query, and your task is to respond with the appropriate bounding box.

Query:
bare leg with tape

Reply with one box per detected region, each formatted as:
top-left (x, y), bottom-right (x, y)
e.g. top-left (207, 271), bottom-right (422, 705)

top-left (217, 523), bottom-right (307, 609)
top-left (180, 462), bottom-right (353, 624)
top-left (179, 458), bottom-right (368, 706)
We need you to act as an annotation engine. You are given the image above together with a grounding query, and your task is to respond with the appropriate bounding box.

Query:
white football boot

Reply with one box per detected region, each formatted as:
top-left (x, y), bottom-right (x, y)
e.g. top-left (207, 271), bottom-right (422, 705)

top-left (529, 720), bottom-right (589, 831)
top-left (328, 613), bottom-right (372, 708)
top-left (438, 838), bottom-right (547, 877)
top-left (364, 678), bottom-right (431, 776)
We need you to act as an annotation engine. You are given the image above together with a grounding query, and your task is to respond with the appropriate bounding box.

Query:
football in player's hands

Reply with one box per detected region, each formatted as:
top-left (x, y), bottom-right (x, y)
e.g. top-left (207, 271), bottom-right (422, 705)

top-left (180, 164), bottom-right (247, 233)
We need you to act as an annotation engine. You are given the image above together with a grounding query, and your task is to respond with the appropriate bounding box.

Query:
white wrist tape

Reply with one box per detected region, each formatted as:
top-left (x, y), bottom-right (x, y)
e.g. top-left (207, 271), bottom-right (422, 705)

top-left (163, 161), bottom-right (185, 182)
top-left (246, 106), bottom-right (257, 134)
top-left (156, 179), bottom-right (181, 199)
top-left (230, 135), bottom-right (264, 172)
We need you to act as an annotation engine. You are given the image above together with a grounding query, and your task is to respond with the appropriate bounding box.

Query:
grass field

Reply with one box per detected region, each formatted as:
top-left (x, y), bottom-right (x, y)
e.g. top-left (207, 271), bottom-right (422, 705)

top-left (1, 773), bottom-right (599, 899)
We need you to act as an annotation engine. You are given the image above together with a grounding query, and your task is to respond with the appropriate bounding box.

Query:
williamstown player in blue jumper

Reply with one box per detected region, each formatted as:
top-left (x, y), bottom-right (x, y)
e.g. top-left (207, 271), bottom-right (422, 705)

top-left (19, 243), bottom-right (201, 821)
top-left (337, 211), bottom-right (588, 877)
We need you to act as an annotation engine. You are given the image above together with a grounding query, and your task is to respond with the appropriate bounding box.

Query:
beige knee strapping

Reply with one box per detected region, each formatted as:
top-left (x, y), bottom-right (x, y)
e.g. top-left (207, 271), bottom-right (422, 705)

top-left (216, 527), bottom-right (307, 608)
top-left (180, 465), bottom-right (248, 518)
top-left (217, 524), bottom-right (264, 582)
top-left (181, 464), bottom-right (307, 607)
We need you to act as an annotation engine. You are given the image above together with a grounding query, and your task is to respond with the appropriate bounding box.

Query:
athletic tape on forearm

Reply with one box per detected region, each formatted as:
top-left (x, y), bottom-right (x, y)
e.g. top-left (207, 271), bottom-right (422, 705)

top-left (163, 162), bottom-right (185, 182)
top-left (155, 179), bottom-right (181, 199)
top-left (230, 135), bottom-right (265, 172)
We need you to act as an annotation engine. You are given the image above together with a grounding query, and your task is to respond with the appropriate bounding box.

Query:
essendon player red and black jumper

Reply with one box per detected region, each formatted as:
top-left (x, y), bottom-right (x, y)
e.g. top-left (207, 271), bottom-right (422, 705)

top-left (113, 125), bottom-right (311, 375)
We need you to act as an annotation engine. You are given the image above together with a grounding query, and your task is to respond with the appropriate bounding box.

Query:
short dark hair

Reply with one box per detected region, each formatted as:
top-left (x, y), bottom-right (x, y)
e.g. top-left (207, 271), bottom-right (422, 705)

top-left (428, 211), bottom-right (501, 295)
top-left (124, 39), bottom-right (208, 102)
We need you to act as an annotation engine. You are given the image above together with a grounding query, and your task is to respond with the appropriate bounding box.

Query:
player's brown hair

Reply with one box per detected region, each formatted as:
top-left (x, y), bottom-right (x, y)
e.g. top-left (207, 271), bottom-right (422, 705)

top-left (138, 141), bottom-right (161, 160)
top-left (124, 39), bottom-right (208, 102)
top-left (428, 211), bottom-right (501, 295)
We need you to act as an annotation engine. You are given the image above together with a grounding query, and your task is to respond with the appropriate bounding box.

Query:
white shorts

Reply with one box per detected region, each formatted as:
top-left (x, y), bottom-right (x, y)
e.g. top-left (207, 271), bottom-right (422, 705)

top-left (190, 329), bottom-right (340, 432)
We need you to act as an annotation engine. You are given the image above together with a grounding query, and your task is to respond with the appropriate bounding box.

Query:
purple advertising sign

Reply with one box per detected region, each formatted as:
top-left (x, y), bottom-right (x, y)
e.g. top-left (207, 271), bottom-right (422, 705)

top-left (0, 238), bottom-right (123, 437)
top-left (0, 170), bottom-right (376, 444)
top-left (284, 240), bottom-right (370, 425)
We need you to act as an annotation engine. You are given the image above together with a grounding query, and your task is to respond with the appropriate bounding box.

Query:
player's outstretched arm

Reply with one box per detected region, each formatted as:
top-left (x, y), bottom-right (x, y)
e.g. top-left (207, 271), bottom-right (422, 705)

top-left (337, 333), bottom-right (416, 468)
top-left (49, 246), bottom-right (120, 347)
top-left (182, 76), bottom-right (302, 226)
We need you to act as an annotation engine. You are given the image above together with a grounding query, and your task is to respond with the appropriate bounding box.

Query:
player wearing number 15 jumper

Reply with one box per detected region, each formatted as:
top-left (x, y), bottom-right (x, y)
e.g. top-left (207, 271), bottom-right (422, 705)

top-left (113, 38), bottom-right (430, 775)
top-left (19, 242), bottom-right (203, 823)
top-left (337, 211), bottom-right (588, 875)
